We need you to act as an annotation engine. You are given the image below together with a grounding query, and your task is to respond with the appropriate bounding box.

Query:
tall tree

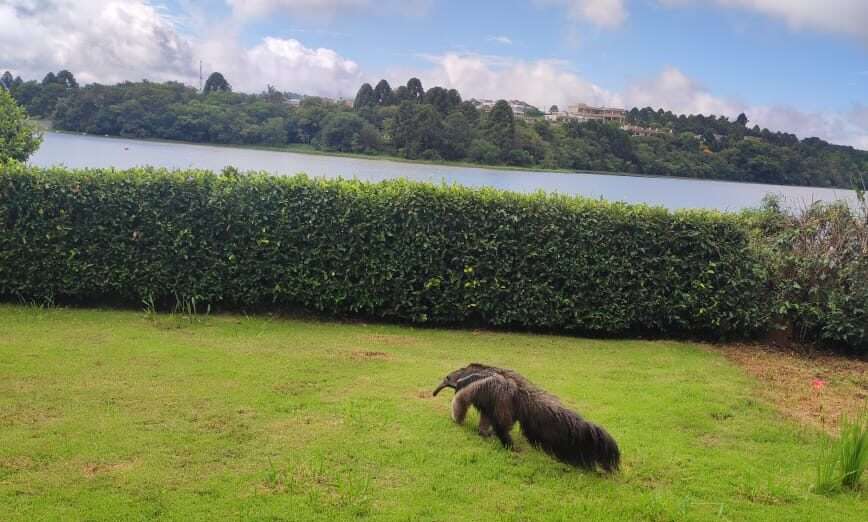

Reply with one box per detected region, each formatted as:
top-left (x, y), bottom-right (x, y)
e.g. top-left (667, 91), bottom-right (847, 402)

top-left (390, 101), bottom-right (417, 151)
top-left (56, 70), bottom-right (79, 89)
top-left (353, 83), bottom-right (376, 109)
top-left (203, 72), bottom-right (231, 94)
top-left (319, 112), bottom-right (372, 152)
top-left (442, 111), bottom-right (472, 160)
top-left (446, 89), bottom-right (462, 108)
top-left (1, 71), bottom-right (13, 90)
top-left (394, 85), bottom-right (409, 103)
top-left (456, 101), bottom-right (480, 126)
top-left (484, 100), bottom-right (515, 161)
top-left (736, 113), bottom-right (748, 127)
top-left (390, 101), bottom-right (442, 157)
top-left (0, 88), bottom-right (42, 162)
top-left (406, 78), bottom-right (424, 102)
top-left (424, 86), bottom-right (451, 115)
top-left (41, 72), bottom-right (57, 86)
top-left (373, 80), bottom-right (393, 106)
top-left (408, 104), bottom-right (443, 157)
top-left (262, 84), bottom-right (284, 103)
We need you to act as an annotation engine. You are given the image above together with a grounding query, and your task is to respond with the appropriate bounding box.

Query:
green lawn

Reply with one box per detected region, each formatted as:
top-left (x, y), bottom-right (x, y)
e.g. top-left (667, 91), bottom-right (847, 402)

top-left (0, 305), bottom-right (864, 521)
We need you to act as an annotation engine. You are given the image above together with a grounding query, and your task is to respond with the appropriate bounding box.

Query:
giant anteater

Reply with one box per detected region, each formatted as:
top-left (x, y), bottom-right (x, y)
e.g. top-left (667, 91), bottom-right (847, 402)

top-left (433, 363), bottom-right (620, 472)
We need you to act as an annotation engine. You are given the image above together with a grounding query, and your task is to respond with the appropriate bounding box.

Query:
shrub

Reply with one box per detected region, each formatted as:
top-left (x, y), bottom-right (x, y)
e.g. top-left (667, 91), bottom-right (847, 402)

top-left (319, 112), bottom-right (372, 153)
top-left (420, 149), bottom-right (442, 162)
top-left (467, 139), bottom-right (500, 165)
top-left (750, 196), bottom-right (868, 353)
top-left (0, 88), bottom-right (42, 163)
top-left (0, 163), bottom-right (771, 338)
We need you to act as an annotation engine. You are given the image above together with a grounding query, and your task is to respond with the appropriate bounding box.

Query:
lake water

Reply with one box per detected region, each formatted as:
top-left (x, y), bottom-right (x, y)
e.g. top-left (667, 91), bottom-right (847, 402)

top-left (29, 132), bottom-right (859, 211)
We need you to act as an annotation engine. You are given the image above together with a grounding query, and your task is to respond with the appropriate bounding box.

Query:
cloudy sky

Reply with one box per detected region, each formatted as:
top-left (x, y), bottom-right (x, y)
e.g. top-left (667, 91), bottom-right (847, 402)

top-left (1, 0), bottom-right (866, 148)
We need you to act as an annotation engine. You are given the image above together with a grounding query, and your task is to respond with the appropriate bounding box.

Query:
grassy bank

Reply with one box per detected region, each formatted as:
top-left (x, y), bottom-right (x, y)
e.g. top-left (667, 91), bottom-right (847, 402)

top-left (1, 305), bottom-right (864, 520)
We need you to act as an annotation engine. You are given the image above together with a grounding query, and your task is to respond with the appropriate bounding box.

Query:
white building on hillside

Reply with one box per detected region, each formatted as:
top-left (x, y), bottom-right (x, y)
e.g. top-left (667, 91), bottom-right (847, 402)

top-left (546, 103), bottom-right (627, 124)
top-left (470, 98), bottom-right (541, 120)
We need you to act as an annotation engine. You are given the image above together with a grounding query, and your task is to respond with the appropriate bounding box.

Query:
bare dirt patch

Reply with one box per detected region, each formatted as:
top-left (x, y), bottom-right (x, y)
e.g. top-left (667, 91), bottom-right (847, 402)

top-left (717, 344), bottom-right (867, 433)
top-left (0, 456), bottom-right (35, 472)
top-left (272, 381), bottom-right (323, 396)
top-left (348, 350), bottom-right (391, 361)
top-left (415, 388), bottom-right (439, 401)
top-left (0, 404), bottom-right (60, 427)
top-left (362, 334), bottom-right (419, 347)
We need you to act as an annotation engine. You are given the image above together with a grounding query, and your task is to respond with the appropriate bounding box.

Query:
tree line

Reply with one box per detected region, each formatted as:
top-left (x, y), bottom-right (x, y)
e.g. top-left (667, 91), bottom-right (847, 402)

top-left (3, 70), bottom-right (865, 188)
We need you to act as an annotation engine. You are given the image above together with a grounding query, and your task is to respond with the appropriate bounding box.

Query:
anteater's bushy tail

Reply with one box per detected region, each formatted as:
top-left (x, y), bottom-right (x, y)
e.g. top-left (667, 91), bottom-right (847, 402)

top-left (517, 398), bottom-right (620, 472)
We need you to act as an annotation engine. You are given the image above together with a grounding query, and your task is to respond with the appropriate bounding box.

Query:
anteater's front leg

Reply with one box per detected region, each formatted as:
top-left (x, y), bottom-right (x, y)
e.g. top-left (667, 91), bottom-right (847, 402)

top-left (478, 414), bottom-right (494, 437)
top-left (451, 390), bottom-right (472, 424)
top-left (452, 377), bottom-right (493, 424)
top-left (491, 415), bottom-right (514, 448)
top-left (491, 396), bottom-right (516, 449)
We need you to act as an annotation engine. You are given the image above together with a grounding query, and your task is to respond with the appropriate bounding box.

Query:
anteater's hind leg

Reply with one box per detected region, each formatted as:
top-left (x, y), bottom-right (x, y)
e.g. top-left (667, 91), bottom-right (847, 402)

top-left (492, 423), bottom-right (514, 448)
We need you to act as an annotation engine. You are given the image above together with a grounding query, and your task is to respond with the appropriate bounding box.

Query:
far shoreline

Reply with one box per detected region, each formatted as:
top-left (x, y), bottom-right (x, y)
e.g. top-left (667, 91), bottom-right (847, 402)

top-left (40, 129), bottom-right (859, 192)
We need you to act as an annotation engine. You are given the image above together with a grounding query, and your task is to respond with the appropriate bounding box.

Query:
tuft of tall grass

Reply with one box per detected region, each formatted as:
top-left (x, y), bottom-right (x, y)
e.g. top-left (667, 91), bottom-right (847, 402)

top-left (839, 412), bottom-right (868, 489)
top-left (815, 411), bottom-right (868, 494)
top-left (816, 437), bottom-right (841, 495)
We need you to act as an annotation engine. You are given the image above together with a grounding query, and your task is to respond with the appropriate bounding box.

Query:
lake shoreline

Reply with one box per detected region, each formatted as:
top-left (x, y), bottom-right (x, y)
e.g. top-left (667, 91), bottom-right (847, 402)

top-left (30, 132), bottom-right (859, 212)
top-left (46, 129), bottom-right (579, 175)
top-left (41, 130), bottom-right (849, 191)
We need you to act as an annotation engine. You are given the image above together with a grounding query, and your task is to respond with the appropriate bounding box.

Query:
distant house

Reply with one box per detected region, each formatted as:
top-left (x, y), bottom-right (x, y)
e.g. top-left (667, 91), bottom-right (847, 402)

top-left (566, 104), bottom-right (626, 124)
top-left (469, 98), bottom-right (542, 121)
top-left (544, 111), bottom-right (571, 123)
top-left (507, 100), bottom-right (542, 120)
top-left (545, 103), bottom-right (627, 125)
top-left (469, 98), bottom-right (497, 111)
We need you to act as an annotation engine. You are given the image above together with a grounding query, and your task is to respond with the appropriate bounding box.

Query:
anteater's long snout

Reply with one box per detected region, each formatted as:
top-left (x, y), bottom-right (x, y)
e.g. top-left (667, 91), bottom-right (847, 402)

top-left (432, 380), bottom-right (451, 397)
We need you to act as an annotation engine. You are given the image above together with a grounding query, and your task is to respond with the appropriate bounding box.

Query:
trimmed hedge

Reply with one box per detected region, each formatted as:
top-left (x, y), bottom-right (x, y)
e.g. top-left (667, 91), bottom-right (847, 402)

top-left (0, 163), bottom-right (771, 337)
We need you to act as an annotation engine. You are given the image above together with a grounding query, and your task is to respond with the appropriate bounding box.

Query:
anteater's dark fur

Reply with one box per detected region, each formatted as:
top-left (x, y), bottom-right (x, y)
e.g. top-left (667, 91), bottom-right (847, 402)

top-left (433, 363), bottom-right (620, 472)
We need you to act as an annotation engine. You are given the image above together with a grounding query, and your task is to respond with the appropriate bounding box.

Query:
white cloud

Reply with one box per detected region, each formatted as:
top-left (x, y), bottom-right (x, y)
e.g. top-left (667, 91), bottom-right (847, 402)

top-left (402, 53), bottom-right (620, 110)
top-left (536, 0), bottom-right (628, 28)
top-left (624, 66), bottom-right (868, 149)
top-left (226, 0), bottom-right (432, 19)
top-left (659, 1), bottom-right (868, 41)
top-left (751, 104), bottom-right (868, 150)
top-left (227, 0), bottom-right (367, 18)
top-left (0, 0), bottom-right (195, 84)
top-left (0, 0), bottom-right (362, 98)
top-left (487, 36), bottom-right (514, 45)
top-left (200, 35), bottom-right (361, 97)
top-left (623, 66), bottom-right (741, 116)
top-left (537, 0), bottom-right (868, 38)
